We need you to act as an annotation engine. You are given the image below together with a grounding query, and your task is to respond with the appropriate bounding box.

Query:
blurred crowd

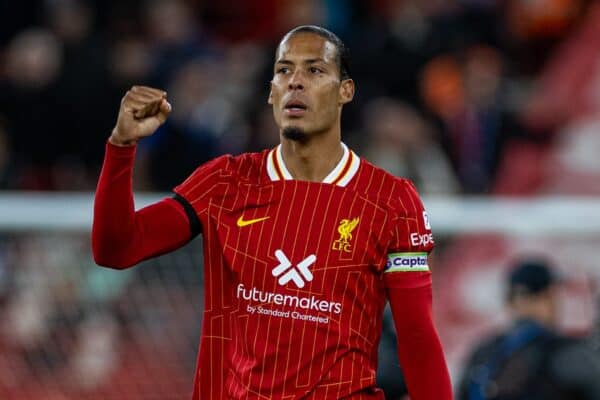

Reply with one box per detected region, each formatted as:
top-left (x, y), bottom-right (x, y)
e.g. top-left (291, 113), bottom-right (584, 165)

top-left (1, 0), bottom-right (598, 195)
top-left (2, 0), bottom-right (600, 399)
top-left (0, 233), bottom-right (204, 398)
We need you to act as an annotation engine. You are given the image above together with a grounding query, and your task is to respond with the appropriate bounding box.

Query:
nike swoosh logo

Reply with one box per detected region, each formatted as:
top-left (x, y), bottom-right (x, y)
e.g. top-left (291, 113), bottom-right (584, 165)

top-left (237, 215), bottom-right (270, 227)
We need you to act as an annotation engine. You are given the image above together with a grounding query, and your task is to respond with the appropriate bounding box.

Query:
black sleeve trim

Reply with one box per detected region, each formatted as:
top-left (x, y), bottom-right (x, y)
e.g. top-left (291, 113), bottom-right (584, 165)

top-left (172, 193), bottom-right (201, 238)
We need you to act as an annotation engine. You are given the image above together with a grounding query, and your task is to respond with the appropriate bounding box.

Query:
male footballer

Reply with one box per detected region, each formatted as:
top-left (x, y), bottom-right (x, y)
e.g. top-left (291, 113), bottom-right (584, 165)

top-left (93, 25), bottom-right (452, 399)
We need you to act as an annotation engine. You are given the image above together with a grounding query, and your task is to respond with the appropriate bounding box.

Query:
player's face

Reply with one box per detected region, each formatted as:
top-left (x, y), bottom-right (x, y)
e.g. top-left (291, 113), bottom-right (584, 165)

top-left (268, 33), bottom-right (354, 138)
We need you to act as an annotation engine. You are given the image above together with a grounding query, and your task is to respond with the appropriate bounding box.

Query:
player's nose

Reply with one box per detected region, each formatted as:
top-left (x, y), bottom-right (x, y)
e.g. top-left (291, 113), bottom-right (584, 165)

top-left (288, 70), bottom-right (305, 91)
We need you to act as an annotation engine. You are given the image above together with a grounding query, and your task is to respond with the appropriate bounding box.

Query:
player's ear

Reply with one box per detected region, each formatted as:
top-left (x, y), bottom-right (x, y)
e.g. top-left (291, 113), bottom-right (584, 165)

top-left (339, 79), bottom-right (354, 105)
top-left (268, 81), bottom-right (273, 105)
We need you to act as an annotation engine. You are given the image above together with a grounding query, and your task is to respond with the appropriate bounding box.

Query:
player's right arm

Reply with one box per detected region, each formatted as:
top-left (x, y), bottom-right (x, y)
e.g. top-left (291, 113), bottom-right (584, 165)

top-left (92, 86), bottom-right (193, 268)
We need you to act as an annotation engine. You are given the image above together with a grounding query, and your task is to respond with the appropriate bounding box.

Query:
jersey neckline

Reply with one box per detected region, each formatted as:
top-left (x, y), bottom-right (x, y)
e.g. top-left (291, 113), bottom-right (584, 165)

top-left (266, 142), bottom-right (360, 187)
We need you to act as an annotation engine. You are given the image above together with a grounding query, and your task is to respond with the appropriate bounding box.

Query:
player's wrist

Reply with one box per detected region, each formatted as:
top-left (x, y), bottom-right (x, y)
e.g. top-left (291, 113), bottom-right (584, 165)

top-left (109, 129), bottom-right (137, 147)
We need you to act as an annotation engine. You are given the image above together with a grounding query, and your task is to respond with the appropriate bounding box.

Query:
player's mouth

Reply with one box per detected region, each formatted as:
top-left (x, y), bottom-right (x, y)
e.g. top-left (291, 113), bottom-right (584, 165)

top-left (284, 100), bottom-right (308, 117)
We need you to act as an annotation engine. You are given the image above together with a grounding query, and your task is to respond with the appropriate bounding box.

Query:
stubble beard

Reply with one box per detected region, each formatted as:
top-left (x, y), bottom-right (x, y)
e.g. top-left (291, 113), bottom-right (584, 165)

top-left (282, 126), bottom-right (308, 142)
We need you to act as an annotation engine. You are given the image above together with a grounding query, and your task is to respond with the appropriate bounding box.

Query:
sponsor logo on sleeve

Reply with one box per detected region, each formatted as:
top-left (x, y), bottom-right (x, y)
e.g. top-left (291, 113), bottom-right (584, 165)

top-left (410, 232), bottom-right (434, 247)
top-left (423, 211), bottom-right (431, 230)
top-left (385, 252), bottom-right (429, 272)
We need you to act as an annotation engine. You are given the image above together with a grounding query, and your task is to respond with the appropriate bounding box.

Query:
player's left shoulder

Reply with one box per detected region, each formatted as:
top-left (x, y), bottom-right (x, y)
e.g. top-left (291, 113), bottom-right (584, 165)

top-left (355, 157), bottom-right (425, 210)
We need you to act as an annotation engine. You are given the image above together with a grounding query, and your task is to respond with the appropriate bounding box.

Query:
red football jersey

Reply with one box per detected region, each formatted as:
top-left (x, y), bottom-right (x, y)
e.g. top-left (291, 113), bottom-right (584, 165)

top-left (174, 143), bottom-right (434, 399)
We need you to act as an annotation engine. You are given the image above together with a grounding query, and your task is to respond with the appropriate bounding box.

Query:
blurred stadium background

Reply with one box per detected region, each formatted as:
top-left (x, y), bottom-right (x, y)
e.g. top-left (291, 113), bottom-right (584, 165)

top-left (1, 0), bottom-right (599, 399)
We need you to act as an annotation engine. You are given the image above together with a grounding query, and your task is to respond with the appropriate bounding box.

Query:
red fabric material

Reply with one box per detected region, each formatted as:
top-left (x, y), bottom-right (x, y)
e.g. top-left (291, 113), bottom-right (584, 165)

top-left (93, 143), bottom-right (452, 398)
top-left (92, 142), bottom-right (191, 269)
top-left (387, 273), bottom-right (453, 400)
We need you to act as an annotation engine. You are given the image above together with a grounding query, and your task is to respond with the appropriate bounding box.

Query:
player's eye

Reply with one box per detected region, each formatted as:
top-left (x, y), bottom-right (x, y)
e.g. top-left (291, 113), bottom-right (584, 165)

top-left (276, 67), bottom-right (290, 74)
top-left (309, 67), bottom-right (323, 74)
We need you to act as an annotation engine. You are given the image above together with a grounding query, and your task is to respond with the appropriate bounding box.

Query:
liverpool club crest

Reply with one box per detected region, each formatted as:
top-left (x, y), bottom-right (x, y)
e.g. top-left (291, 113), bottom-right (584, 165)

top-left (332, 217), bottom-right (359, 253)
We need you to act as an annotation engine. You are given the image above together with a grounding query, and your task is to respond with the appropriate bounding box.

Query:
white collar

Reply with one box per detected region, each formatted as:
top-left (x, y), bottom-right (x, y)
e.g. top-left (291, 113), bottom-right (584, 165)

top-left (266, 142), bottom-right (360, 187)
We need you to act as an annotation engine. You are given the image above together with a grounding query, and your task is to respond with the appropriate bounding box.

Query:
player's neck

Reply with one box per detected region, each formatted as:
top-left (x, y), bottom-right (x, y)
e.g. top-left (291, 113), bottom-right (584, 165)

top-left (279, 133), bottom-right (344, 183)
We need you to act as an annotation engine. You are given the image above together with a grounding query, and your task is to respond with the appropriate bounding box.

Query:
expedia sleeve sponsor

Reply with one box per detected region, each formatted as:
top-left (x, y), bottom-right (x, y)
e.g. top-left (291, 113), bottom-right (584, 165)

top-left (385, 252), bottom-right (429, 272)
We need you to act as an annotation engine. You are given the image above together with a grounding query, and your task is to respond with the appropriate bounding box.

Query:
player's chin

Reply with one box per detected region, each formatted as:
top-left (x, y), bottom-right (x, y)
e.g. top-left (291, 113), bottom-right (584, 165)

top-left (282, 125), bottom-right (309, 141)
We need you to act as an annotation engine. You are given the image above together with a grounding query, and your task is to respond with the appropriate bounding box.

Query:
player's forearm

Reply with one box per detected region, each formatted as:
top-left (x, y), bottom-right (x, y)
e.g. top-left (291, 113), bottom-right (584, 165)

top-left (92, 141), bottom-right (140, 268)
top-left (92, 142), bottom-right (191, 268)
top-left (388, 278), bottom-right (453, 400)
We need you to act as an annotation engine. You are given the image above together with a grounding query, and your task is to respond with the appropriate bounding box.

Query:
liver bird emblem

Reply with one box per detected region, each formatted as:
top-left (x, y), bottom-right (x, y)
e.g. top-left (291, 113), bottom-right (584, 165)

top-left (337, 218), bottom-right (359, 243)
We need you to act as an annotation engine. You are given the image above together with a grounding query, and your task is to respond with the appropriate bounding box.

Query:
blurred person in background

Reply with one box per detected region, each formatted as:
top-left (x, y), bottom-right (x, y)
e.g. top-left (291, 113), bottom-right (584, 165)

top-left (46, 0), bottom-right (114, 180)
top-left (144, 0), bottom-right (217, 89)
top-left (350, 0), bottom-right (495, 104)
top-left (420, 45), bottom-right (521, 193)
top-left (457, 259), bottom-right (600, 400)
top-left (0, 27), bottom-right (63, 189)
top-left (92, 25), bottom-right (452, 399)
top-left (362, 97), bottom-right (459, 195)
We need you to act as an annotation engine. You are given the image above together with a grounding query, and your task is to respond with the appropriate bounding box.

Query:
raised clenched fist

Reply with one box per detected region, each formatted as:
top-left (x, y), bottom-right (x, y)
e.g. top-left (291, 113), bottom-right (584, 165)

top-left (109, 86), bottom-right (172, 146)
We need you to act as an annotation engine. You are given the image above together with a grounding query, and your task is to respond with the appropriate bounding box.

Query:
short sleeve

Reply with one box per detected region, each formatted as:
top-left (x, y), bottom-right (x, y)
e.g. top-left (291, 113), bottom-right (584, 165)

top-left (383, 180), bottom-right (434, 288)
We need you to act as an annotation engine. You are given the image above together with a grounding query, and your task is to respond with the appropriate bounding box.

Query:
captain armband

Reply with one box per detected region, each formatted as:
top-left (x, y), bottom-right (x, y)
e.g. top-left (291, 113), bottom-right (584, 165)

top-left (384, 252), bottom-right (429, 273)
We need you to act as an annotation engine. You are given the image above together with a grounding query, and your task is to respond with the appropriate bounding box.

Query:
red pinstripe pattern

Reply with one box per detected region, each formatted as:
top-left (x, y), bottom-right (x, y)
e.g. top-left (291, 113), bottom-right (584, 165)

top-left (173, 150), bottom-right (433, 399)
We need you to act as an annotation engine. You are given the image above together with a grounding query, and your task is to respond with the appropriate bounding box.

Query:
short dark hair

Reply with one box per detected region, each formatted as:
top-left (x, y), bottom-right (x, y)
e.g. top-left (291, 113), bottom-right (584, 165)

top-left (506, 259), bottom-right (559, 301)
top-left (278, 25), bottom-right (351, 81)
